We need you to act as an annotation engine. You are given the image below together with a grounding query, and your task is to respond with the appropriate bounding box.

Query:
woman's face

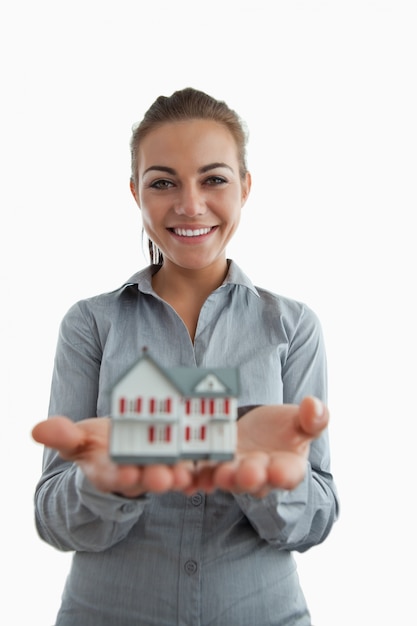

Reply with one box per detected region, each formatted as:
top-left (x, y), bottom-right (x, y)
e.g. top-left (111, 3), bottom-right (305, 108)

top-left (131, 119), bottom-right (251, 272)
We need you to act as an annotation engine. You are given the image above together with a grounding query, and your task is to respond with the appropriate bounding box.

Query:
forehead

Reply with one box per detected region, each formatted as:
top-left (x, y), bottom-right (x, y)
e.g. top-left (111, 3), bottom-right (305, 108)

top-left (137, 119), bottom-right (238, 168)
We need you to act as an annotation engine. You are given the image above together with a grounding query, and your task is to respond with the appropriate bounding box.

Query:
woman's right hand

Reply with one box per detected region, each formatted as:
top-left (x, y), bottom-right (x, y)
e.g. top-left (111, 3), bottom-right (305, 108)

top-left (32, 416), bottom-right (195, 498)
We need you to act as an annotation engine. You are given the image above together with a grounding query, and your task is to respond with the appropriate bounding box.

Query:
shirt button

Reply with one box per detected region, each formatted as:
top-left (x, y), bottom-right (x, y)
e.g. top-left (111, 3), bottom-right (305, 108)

top-left (190, 493), bottom-right (203, 506)
top-left (184, 560), bottom-right (198, 575)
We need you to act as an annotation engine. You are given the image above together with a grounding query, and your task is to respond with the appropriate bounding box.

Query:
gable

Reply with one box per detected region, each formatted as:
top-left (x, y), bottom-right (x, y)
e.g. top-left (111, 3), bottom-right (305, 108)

top-left (194, 374), bottom-right (227, 394)
top-left (112, 356), bottom-right (179, 398)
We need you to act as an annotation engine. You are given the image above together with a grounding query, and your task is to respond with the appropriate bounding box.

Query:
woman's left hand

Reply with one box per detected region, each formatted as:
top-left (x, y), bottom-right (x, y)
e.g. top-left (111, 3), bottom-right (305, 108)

top-left (191, 396), bottom-right (329, 496)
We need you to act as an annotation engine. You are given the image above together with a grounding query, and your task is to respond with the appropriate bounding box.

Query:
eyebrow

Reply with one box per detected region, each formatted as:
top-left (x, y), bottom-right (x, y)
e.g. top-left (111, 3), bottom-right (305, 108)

top-left (142, 162), bottom-right (234, 179)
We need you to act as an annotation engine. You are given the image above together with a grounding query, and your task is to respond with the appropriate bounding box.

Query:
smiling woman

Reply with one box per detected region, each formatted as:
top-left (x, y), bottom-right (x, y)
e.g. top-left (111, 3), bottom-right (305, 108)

top-left (32, 87), bottom-right (339, 626)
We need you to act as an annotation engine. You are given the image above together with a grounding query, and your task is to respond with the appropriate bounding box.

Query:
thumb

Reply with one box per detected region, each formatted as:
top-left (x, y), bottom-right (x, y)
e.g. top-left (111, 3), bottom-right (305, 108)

top-left (32, 416), bottom-right (84, 454)
top-left (298, 396), bottom-right (329, 438)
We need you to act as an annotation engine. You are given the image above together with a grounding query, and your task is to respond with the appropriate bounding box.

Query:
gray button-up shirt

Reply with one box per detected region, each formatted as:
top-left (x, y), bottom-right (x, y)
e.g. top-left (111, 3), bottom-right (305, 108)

top-left (34, 261), bottom-right (339, 626)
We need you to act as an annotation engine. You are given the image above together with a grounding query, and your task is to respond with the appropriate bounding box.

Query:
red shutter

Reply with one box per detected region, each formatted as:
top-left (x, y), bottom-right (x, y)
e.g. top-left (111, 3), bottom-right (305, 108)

top-left (148, 426), bottom-right (155, 442)
top-left (135, 398), bottom-right (142, 413)
top-left (185, 426), bottom-right (191, 441)
top-left (165, 425), bottom-right (171, 442)
top-left (149, 398), bottom-right (156, 414)
top-left (200, 425), bottom-right (206, 440)
top-left (224, 399), bottom-right (230, 415)
top-left (165, 398), bottom-right (172, 413)
top-left (185, 399), bottom-right (191, 415)
top-left (200, 399), bottom-right (205, 415)
top-left (209, 399), bottom-right (215, 415)
top-left (119, 398), bottom-right (126, 414)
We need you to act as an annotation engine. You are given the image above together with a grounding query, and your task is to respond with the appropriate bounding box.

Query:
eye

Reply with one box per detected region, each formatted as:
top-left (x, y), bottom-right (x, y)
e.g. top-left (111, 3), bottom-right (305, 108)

top-left (204, 175), bottom-right (227, 186)
top-left (150, 179), bottom-right (174, 190)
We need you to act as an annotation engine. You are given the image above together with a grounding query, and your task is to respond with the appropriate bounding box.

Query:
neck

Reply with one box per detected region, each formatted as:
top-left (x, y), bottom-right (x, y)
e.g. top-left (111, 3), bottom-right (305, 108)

top-left (152, 258), bottom-right (229, 301)
top-left (151, 258), bottom-right (230, 343)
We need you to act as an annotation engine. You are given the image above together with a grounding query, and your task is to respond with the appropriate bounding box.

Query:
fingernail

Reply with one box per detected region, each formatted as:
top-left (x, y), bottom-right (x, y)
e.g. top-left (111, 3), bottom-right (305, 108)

top-left (312, 397), bottom-right (324, 417)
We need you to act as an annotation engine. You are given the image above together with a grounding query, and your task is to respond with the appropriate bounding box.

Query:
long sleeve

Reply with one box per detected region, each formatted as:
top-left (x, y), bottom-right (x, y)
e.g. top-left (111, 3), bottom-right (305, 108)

top-left (234, 301), bottom-right (339, 552)
top-left (234, 436), bottom-right (338, 552)
top-left (34, 301), bottom-right (147, 552)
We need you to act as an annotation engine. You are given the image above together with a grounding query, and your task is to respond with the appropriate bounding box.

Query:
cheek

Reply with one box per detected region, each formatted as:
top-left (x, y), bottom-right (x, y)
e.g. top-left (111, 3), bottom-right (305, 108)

top-left (141, 213), bottom-right (158, 236)
top-left (139, 208), bottom-right (155, 233)
top-left (140, 191), bottom-right (168, 219)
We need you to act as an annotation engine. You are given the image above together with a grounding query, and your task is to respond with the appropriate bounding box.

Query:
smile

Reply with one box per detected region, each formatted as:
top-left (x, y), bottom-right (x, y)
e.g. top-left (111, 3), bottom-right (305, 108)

top-left (171, 227), bottom-right (214, 237)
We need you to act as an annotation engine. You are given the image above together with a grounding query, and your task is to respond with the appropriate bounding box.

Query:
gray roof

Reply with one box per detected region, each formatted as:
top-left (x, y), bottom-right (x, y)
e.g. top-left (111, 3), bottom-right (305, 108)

top-left (167, 367), bottom-right (240, 398)
top-left (116, 349), bottom-right (240, 398)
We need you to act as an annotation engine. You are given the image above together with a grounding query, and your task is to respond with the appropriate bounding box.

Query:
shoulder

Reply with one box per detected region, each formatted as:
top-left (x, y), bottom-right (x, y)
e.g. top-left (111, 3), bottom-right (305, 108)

top-left (228, 260), bottom-right (322, 334)
top-left (63, 285), bottom-right (134, 323)
top-left (58, 268), bottom-right (154, 344)
top-left (63, 266), bottom-right (154, 319)
top-left (255, 285), bottom-right (320, 325)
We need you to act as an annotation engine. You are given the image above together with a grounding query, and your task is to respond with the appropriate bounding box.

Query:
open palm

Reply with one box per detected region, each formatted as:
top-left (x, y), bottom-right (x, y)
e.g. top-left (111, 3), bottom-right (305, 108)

top-left (32, 396), bottom-right (328, 498)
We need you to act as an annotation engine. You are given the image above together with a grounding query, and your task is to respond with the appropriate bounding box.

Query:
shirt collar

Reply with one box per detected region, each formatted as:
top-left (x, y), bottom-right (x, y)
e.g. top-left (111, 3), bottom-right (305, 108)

top-left (122, 260), bottom-right (260, 297)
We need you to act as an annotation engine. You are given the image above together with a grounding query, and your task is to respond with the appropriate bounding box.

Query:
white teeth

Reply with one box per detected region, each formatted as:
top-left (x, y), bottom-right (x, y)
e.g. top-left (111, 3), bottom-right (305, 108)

top-left (173, 227), bottom-right (212, 237)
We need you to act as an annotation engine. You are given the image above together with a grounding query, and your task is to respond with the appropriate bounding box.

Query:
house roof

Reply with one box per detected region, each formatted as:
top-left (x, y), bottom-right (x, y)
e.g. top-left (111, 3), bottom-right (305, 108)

top-left (113, 349), bottom-right (240, 398)
top-left (167, 367), bottom-right (240, 398)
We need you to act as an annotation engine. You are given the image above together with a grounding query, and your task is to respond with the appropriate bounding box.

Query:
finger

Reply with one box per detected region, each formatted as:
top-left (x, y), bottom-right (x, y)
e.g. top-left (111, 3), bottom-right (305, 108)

top-left (31, 416), bottom-right (85, 455)
top-left (212, 460), bottom-right (239, 491)
top-left (84, 459), bottom-right (144, 494)
top-left (172, 462), bottom-right (195, 491)
top-left (106, 465), bottom-right (147, 498)
top-left (213, 453), bottom-right (270, 494)
top-left (193, 463), bottom-right (217, 493)
top-left (298, 397), bottom-right (329, 438)
top-left (141, 465), bottom-right (176, 493)
top-left (268, 452), bottom-right (307, 489)
top-left (114, 462), bottom-right (194, 498)
top-left (234, 453), bottom-right (269, 492)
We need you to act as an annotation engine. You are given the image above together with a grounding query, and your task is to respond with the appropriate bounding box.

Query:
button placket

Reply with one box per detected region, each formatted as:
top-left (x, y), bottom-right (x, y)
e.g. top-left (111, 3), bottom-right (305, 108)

top-left (176, 492), bottom-right (206, 622)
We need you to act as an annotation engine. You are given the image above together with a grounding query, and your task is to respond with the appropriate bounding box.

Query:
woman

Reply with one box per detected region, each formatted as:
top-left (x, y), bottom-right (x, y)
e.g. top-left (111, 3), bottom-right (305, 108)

top-left (32, 87), bottom-right (339, 625)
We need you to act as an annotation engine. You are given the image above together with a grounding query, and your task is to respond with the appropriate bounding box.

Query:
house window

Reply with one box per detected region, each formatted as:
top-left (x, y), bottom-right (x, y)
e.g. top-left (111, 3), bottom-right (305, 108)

top-left (191, 398), bottom-right (203, 416)
top-left (185, 425), bottom-right (207, 441)
top-left (149, 397), bottom-right (173, 415)
top-left (185, 398), bottom-right (230, 418)
top-left (185, 398), bottom-right (207, 416)
top-left (148, 425), bottom-right (171, 443)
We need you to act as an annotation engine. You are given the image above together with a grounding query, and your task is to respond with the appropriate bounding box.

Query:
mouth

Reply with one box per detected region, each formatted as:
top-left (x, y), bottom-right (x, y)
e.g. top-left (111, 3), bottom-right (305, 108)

top-left (169, 226), bottom-right (217, 238)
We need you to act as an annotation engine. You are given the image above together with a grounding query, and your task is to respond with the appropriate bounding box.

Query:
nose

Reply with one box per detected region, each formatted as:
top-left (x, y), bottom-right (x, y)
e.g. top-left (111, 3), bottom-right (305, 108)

top-left (174, 183), bottom-right (207, 216)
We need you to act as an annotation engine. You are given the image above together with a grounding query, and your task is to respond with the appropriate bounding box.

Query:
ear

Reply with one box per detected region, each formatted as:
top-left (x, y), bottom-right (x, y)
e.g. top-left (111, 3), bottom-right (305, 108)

top-left (130, 178), bottom-right (140, 208)
top-left (241, 171), bottom-right (252, 206)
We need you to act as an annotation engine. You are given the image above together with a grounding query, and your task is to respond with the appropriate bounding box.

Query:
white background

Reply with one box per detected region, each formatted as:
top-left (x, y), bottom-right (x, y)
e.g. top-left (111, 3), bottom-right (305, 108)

top-left (1, 1), bottom-right (416, 624)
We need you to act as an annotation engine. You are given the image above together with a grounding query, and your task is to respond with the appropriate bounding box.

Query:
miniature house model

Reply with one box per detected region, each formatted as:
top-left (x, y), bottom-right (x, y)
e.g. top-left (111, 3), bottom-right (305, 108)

top-left (110, 349), bottom-right (240, 464)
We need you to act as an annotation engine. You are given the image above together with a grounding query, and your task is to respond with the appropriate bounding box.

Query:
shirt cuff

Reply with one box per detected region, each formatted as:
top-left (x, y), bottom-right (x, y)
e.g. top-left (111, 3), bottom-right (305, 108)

top-left (75, 467), bottom-right (147, 522)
